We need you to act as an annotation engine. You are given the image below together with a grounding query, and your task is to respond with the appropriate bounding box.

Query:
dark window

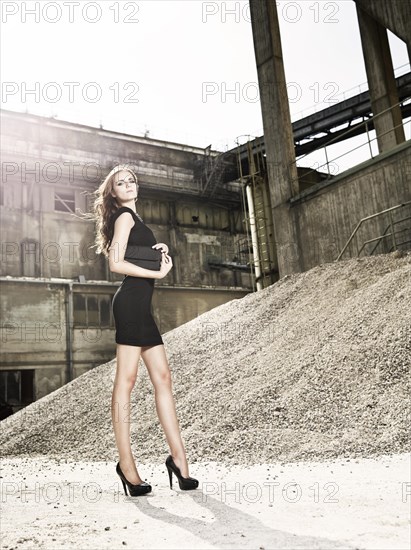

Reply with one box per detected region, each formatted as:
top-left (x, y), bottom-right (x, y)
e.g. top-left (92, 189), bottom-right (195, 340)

top-left (100, 297), bottom-right (111, 326)
top-left (73, 294), bottom-right (114, 328)
top-left (73, 294), bottom-right (87, 325)
top-left (54, 190), bottom-right (75, 213)
top-left (0, 370), bottom-right (34, 407)
top-left (87, 296), bottom-right (99, 326)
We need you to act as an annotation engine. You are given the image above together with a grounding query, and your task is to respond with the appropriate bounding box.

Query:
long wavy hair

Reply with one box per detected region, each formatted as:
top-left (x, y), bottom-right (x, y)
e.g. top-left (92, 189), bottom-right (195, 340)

top-left (81, 164), bottom-right (139, 258)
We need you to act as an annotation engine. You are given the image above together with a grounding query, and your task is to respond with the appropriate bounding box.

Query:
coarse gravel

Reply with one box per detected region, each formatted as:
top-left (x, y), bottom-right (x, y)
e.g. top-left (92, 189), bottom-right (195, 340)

top-left (1, 250), bottom-right (410, 466)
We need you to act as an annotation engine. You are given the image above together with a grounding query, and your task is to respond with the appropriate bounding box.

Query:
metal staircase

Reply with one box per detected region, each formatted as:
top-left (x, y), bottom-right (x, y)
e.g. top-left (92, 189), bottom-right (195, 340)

top-left (199, 147), bottom-right (233, 198)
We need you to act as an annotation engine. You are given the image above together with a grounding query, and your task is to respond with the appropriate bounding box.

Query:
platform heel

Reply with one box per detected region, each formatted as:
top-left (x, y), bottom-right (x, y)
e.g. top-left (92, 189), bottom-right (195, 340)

top-left (116, 462), bottom-right (152, 497)
top-left (165, 454), bottom-right (199, 491)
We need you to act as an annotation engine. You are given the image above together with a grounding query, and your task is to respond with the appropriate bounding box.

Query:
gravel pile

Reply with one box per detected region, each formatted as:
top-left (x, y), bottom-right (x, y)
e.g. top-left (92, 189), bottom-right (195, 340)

top-left (1, 251), bottom-right (410, 465)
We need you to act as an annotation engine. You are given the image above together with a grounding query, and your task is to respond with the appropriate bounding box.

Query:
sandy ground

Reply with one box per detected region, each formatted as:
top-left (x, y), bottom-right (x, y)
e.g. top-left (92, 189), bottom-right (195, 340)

top-left (1, 452), bottom-right (410, 550)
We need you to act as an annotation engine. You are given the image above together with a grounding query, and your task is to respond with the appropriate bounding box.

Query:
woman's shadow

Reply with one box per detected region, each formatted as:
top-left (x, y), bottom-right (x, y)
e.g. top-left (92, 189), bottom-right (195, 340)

top-left (126, 486), bottom-right (353, 550)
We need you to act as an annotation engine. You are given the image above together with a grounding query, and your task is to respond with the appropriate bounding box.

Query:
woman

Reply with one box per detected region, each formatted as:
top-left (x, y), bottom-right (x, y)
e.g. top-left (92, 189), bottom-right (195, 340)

top-left (92, 164), bottom-right (198, 496)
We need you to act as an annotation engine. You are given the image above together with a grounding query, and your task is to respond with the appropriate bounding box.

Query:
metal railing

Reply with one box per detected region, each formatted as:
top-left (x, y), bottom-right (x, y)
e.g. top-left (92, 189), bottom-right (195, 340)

top-left (291, 98), bottom-right (411, 184)
top-left (336, 201), bottom-right (411, 261)
top-left (292, 63), bottom-right (410, 121)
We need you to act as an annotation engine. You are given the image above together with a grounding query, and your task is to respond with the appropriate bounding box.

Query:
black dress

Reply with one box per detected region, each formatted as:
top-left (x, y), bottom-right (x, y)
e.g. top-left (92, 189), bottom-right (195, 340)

top-left (110, 206), bottom-right (164, 347)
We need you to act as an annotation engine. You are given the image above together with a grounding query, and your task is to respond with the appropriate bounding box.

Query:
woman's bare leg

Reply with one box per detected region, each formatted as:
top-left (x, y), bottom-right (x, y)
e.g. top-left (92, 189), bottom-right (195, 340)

top-left (141, 344), bottom-right (190, 478)
top-left (111, 343), bottom-right (144, 484)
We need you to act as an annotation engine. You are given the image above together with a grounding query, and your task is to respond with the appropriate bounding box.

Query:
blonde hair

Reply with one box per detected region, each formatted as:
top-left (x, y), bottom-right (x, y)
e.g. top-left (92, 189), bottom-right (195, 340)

top-left (81, 164), bottom-right (138, 258)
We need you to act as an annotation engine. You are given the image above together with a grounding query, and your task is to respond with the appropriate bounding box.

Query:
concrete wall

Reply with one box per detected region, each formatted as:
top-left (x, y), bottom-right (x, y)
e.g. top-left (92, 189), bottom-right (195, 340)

top-left (290, 140), bottom-right (411, 271)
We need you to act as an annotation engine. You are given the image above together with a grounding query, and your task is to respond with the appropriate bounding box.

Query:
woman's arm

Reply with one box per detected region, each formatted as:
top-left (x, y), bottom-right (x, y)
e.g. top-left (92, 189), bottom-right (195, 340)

top-left (108, 212), bottom-right (160, 279)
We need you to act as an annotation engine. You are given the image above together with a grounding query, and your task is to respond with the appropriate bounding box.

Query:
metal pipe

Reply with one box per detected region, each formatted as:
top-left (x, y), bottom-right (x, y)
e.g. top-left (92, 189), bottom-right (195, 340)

top-left (64, 282), bottom-right (74, 383)
top-left (245, 183), bottom-right (262, 291)
top-left (240, 180), bottom-right (255, 291)
top-left (237, 138), bottom-right (256, 291)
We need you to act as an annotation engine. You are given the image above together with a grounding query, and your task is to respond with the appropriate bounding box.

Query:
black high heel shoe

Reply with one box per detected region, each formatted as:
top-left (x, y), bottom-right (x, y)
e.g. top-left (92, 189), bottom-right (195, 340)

top-left (116, 462), bottom-right (152, 496)
top-left (165, 454), bottom-right (199, 490)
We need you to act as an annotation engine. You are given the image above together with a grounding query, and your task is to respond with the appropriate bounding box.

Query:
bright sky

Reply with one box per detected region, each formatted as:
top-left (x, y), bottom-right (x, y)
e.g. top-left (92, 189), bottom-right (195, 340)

top-left (1, 0), bottom-right (410, 171)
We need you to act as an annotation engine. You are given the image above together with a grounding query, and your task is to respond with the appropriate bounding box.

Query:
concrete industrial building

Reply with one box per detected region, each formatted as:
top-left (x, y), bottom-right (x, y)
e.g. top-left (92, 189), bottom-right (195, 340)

top-left (1, 0), bottom-right (410, 414)
top-left (0, 112), bottom-right (251, 410)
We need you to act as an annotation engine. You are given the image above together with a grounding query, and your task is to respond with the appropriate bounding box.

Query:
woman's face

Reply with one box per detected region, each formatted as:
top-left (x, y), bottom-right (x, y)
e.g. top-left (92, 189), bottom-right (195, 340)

top-left (110, 170), bottom-right (138, 206)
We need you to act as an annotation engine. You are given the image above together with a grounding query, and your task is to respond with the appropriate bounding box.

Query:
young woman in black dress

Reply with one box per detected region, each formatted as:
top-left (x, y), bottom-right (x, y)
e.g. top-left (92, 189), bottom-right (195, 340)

top-left (93, 164), bottom-right (198, 496)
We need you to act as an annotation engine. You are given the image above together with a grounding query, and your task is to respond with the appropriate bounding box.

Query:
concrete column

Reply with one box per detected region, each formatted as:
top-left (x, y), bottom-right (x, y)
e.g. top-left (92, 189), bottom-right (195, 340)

top-left (356, 6), bottom-right (405, 153)
top-left (249, 0), bottom-right (301, 278)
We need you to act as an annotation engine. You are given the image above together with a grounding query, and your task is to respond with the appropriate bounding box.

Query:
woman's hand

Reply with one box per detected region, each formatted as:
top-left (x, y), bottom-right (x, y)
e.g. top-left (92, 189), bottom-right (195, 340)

top-left (157, 252), bottom-right (173, 279)
top-left (152, 243), bottom-right (169, 254)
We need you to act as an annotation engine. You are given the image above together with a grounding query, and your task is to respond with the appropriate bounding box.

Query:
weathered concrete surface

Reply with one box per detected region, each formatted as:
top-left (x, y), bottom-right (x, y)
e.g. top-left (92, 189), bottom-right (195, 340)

top-left (290, 143), bottom-right (411, 271)
top-left (354, 0), bottom-right (411, 46)
top-left (249, 0), bottom-right (302, 278)
top-left (1, 453), bottom-right (409, 549)
top-left (356, 5), bottom-right (405, 153)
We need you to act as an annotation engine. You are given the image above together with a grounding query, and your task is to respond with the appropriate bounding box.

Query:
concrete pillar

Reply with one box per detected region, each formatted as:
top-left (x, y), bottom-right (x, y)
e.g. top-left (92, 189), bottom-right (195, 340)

top-left (249, 0), bottom-right (301, 278)
top-left (356, 6), bottom-right (405, 153)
